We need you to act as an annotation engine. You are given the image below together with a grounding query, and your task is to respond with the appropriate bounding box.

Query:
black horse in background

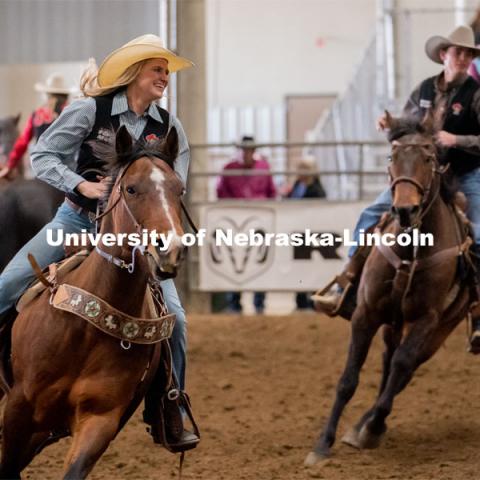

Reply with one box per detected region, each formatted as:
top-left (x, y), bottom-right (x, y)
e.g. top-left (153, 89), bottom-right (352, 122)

top-left (0, 115), bottom-right (21, 167)
top-left (0, 181), bottom-right (64, 271)
top-left (0, 114), bottom-right (63, 271)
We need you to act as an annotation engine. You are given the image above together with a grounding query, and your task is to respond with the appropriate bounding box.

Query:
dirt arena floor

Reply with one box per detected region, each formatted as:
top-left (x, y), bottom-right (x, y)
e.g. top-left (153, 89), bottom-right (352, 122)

top-left (25, 312), bottom-right (480, 479)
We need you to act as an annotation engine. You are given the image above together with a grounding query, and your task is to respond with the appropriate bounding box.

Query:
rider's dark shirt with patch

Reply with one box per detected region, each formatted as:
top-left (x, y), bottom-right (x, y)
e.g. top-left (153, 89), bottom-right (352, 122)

top-left (405, 72), bottom-right (480, 176)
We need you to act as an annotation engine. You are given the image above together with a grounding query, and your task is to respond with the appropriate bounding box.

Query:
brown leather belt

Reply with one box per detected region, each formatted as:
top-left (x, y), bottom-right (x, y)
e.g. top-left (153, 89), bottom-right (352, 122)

top-left (65, 197), bottom-right (97, 223)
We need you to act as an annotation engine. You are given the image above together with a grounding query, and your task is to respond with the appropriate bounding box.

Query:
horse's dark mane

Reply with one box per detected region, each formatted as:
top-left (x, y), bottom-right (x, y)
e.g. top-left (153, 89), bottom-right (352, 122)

top-left (88, 129), bottom-right (176, 208)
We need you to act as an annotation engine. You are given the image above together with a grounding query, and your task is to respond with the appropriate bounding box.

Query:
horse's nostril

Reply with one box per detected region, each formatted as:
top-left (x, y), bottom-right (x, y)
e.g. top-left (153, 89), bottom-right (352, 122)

top-left (393, 205), bottom-right (418, 216)
top-left (392, 205), bottom-right (420, 227)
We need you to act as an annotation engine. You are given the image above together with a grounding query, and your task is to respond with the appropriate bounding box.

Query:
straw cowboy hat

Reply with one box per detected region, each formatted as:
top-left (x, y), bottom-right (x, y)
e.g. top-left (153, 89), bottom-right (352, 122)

top-left (97, 34), bottom-right (193, 87)
top-left (34, 73), bottom-right (76, 94)
top-left (297, 156), bottom-right (317, 174)
top-left (425, 25), bottom-right (480, 64)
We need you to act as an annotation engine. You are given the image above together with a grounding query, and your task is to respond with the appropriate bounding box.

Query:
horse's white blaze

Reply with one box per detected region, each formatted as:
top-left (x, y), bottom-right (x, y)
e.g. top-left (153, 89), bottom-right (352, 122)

top-left (150, 167), bottom-right (180, 245)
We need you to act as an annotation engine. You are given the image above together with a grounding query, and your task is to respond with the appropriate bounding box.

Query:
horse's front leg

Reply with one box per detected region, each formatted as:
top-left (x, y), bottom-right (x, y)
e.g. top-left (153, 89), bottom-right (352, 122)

top-left (342, 323), bottom-right (402, 448)
top-left (63, 410), bottom-right (122, 480)
top-left (0, 387), bottom-right (39, 479)
top-left (357, 310), bottom-right (438, 449)
top-left (305, 303), bottom-right (382, 465)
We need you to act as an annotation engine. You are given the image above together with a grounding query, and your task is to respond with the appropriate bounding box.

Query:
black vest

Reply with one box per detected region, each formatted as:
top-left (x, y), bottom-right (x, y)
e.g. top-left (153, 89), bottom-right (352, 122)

top-left (418, 75), bottom-right (480, 175)
top-left (66, 91), bottom-right (170, 212)
top-left (33, 101), bottom-right (67, 140)
top-left (32, 114), bottom-right (52, 140)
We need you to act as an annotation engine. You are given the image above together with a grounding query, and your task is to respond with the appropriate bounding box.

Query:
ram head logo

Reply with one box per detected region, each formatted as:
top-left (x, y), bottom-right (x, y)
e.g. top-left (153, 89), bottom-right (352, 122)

top-left (206, 208), bottom-right (275, 285)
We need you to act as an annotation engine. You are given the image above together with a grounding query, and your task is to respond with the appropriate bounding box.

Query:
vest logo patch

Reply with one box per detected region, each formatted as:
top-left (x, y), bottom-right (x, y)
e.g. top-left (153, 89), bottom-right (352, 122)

top-left (451, 102), bottom-right (463, 115)
top-left (420, 99), bottom-right (432, 108)
top-left (145, 133), bottom-right (159, 143)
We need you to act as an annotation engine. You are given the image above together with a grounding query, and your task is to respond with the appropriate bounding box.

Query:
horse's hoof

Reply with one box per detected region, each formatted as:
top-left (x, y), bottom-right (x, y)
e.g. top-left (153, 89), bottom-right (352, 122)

top-left (357, 423), bottom-right (385, 449)
top-left (304, 450), bottom-right (329, 467)
top-left (341, 427), bottom-right (361, 449)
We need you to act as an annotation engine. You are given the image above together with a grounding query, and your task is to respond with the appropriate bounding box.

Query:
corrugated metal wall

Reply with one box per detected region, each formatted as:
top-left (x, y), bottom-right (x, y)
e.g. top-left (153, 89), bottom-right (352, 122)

top-left (0, 0), bottom-right (160, 64)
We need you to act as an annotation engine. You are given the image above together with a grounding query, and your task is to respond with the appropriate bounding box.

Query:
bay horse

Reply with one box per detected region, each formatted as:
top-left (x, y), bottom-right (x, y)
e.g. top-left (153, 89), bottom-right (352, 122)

top-left (305, 113), bottom-right (475, 465)
top-left (0, 125), bottom-right (186, 479)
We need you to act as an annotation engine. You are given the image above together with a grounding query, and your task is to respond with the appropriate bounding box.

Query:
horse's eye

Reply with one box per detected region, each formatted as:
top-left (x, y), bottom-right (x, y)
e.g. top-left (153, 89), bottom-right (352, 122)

top-left (387, 156), bottom-right (392, 162)
top-left (126, 186), bottom-right (136, 195)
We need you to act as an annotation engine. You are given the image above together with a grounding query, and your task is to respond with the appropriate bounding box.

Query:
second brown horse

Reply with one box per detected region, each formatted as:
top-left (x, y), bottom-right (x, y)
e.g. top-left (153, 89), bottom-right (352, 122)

top-left (306, 113), bottom-right (475, 464)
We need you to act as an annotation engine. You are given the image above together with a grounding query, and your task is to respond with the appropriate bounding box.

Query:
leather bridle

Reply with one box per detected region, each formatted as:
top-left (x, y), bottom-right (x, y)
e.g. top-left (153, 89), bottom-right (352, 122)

top-left (94, 156), bottom-right (192, 274)
top-left (387, 143), bottom-right (448, 229)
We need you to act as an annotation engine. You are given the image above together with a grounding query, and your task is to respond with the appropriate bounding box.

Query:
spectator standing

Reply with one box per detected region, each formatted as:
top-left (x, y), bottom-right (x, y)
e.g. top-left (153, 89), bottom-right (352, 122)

top-left (286, 156), bottom-right (326, 310)
top-left (216, 135), bottom-right (276, 313)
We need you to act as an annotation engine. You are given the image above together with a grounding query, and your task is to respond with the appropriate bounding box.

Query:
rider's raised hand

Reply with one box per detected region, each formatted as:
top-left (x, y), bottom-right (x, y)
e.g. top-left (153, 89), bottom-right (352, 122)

top-left (435, 130), bottom-right (457, 147)
top-left (376, 114), bottom-right (388, 131)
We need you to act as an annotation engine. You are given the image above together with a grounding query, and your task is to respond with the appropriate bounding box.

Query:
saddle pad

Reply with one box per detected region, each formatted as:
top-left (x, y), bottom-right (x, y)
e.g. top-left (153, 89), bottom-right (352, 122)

top-left (16, 250), bottom-right (90, 312)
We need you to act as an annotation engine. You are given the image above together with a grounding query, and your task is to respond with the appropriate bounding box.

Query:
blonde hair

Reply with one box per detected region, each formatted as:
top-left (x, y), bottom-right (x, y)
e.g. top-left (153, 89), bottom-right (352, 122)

top-left (80, 57), bottom-right (148, 97)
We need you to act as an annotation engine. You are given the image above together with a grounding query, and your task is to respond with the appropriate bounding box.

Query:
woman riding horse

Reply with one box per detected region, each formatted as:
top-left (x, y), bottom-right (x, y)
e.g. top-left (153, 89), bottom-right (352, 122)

top-left (0, 34), bottom-right (199, 450)
top-left (314, 25), bottom-right (480, 352)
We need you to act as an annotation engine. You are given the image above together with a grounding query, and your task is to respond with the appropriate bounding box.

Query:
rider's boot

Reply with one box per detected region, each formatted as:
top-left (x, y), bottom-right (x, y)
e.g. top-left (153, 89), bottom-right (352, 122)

top-left (468, 250), bottom-right (480, 354)
top-left (469, 316), bottom-right (480, 354)
top-left (143, 343), bottom-right (200, 452)
top-left (311, 244), bottom-right (371, 321)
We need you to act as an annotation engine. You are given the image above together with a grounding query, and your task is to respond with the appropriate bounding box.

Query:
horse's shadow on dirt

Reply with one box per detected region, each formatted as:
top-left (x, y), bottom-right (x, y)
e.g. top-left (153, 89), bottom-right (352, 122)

top-left (342, 419), bottom-right (480, 466)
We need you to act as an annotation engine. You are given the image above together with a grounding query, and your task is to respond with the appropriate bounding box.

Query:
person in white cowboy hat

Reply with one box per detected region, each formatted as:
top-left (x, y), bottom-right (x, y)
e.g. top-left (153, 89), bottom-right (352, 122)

top-left (313, 25), bottom-right (480, 352)
top-left (0, 34), bottom-right (200, 450)
top-left (0, 72), bottom-right (76, 179)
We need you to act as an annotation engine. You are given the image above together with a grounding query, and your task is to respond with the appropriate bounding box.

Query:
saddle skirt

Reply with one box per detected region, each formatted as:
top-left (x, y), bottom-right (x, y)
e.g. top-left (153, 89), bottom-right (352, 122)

top-left (16, 250), bottom-right (90, 312)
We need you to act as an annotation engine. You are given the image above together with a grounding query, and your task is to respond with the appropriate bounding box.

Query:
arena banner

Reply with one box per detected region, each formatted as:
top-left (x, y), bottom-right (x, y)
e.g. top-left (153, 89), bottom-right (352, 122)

top-left (198, 200), bottom-right (369, 291)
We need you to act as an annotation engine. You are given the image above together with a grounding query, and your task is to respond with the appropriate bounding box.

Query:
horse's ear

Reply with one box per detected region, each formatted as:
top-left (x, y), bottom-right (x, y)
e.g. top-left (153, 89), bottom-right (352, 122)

top-left (164, 127), bottom-right (179, 161)
top-left (420, 108), bottom-right (434, 134)
top-left (115, 125), bottom-right (133, 156)
top-left (14, 113), bottom-right (21, 126)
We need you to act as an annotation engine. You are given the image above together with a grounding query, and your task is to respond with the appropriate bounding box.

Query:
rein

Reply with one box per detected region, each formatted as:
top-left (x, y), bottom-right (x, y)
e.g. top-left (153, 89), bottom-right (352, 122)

top-left (94, 163), bottom-right (147, 272)
top-left (381, 143), bottom-right (464, 313)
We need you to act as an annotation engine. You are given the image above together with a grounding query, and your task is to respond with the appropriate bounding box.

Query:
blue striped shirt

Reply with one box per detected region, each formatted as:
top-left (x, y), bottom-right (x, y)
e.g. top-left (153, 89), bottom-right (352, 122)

top-left (31, 90), bottom-right (190, 193)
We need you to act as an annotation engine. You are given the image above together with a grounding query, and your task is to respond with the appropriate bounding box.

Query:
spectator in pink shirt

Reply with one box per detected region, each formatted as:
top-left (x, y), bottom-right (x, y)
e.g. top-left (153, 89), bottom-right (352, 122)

top-left (216, 136), bottom-right (276, 314)
top-left (217, 135), bottom-right (276, 200)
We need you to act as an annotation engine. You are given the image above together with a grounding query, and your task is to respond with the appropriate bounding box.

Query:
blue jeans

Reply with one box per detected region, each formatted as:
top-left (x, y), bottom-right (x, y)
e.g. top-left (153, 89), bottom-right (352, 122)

top-left (0, 200), bottom-right (188, 390)
top-left (227, 292), bottom-right (265, 313)
top-left (349, 167), bottom-right (480, 257)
